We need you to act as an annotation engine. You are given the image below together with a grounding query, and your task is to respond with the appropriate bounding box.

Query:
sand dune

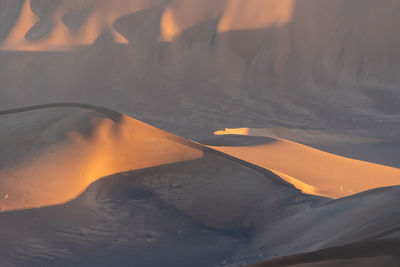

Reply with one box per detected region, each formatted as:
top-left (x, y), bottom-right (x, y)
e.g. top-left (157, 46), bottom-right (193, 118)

top-left (0, 105), bottom-right (399, 266)
top-left (208, 130), bottom-right (400, 198)
top-left (0, 105), bottom-right (309, 266)
top-left (0, 104), bottom-right (205, 211)
top-left (0, 0), bottom-right (295, 50)
top-left (0, 1), bottom-right (400, 266)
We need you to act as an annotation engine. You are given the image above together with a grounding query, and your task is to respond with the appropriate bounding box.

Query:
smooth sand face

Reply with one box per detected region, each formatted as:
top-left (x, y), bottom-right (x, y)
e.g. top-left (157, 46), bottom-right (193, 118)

top-left (211, 129), bottom-right (400, 198)
top-left (0, 111), bottom-right (202, 211)
top-left (1, 107), bottom-right (400, 267)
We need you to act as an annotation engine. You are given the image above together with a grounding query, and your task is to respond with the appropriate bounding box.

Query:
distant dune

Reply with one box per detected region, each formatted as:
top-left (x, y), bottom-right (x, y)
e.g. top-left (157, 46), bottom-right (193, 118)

top-left (0, 0), bottom-right (294, 50)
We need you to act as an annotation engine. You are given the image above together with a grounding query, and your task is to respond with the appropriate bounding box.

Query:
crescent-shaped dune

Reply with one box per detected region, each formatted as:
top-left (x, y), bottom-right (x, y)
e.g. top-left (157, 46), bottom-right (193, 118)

top-left (208, 130), bottom-right (400, 198)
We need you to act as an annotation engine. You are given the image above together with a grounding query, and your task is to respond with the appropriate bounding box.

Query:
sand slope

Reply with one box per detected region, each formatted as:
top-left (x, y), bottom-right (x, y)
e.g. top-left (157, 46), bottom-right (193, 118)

top-left (206, 133), bottom-right (400, 198)
top-left (248, 239), bottom-right (400, 267)
top-left (0, 103), bottom-right (203, 211)
top-left (0, 104), bottom-right (399, 266)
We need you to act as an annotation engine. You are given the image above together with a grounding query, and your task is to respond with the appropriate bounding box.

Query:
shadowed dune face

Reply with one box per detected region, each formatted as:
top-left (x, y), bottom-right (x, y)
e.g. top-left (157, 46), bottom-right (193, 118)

top-left (0, 108), bottom-right (202, 211)
top-left (248, 239), bottom-right (400, 267)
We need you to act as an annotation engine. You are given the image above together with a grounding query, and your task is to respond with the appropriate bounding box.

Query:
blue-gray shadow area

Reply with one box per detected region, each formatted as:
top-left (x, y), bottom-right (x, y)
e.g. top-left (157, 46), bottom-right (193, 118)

top-left (0, 152), bottom-right (311, 267)
top-left (199, 134), bottom-right (277, 147)
top-left (0, 152), bottom-right (399, 266)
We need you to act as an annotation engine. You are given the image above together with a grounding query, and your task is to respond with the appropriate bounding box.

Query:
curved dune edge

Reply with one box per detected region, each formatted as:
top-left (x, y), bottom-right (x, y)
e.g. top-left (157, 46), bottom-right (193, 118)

top-left (0, 104), bottom-right (205, 211)
top-left (0, 103), bottom-right (296, 212)
top-left (211, 129), bottom-right (400, 199)
top-left (1, 104), bottom-right (398, 211)
top-left (1, 105), bottom-right (400, 267)
top-left (268, 169), bottom-right (325, 198)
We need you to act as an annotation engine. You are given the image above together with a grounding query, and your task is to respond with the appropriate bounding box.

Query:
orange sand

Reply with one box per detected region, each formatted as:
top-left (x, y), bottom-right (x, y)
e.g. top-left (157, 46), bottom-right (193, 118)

top-left (210, 135), bottom-right (400, 198)
top-left (0, 114), bottom-right (202, 211)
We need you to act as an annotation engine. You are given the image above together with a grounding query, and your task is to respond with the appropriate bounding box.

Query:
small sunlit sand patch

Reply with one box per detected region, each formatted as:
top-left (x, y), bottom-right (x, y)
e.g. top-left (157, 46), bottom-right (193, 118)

top-left (217, 0), bottom-right (294, 32)
top-left (159, 7), bottom-right (180, 42)
top-left (214, 128), bottom-right (250, 136)
top-left (213, 127), bottom-right (378, 145)
top-left (210, 128), bottom-right (400, 199)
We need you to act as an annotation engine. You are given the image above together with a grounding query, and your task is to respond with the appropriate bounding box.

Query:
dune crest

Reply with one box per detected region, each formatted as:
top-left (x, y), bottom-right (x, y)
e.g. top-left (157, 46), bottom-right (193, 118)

top-left (0, 110), bottom-right (202, 211)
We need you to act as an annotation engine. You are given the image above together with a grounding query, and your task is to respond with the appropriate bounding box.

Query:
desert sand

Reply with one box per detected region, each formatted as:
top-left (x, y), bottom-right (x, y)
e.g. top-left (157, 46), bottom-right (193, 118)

top-left (248, 239), bottom-right (400, 267)
top-left (207, 130), bottom-right (400, 198)
top-left (0, 105), bottom-right (399, 267)
top-left (0, 0), bottom-right (399, 266)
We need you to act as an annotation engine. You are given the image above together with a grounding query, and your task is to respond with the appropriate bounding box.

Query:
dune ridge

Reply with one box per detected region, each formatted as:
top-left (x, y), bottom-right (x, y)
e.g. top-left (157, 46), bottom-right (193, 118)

top-left (0, 103), bottom-right (298, 211)
top-left (0, 103), bottom-right (203, 210)
top-left (0, 104), bottom-right (399, 266)
top-left (209, 129), bottom-right (400, 198)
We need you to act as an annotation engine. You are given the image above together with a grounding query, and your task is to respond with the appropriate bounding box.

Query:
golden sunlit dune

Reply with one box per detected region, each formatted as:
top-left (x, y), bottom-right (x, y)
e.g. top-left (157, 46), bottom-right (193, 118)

top-left (0, 108), bottom-right (202, 211)
top-left (211, 129), bottom-right (400, 198)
